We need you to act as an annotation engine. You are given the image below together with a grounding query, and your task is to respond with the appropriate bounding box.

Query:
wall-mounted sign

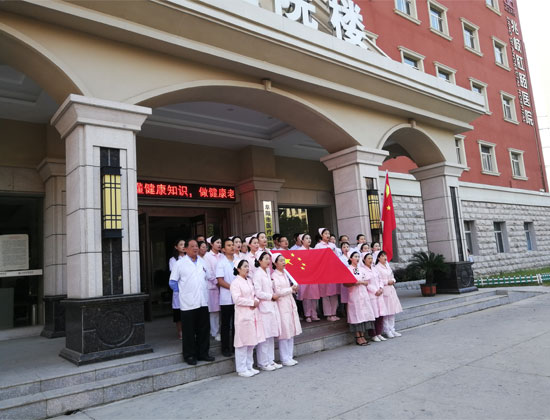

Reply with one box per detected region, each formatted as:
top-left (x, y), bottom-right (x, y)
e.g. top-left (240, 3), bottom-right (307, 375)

top-left (0, 234), bottom-right (29, 271)
top-left (137, 180), bottom-right (236, 201)
top-left (263, 201), bottom-right (275, 248)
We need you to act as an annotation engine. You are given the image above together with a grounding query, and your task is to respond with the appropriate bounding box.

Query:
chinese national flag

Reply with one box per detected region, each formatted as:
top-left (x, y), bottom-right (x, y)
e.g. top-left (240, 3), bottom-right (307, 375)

top-left (272, 249), bottom-right (356, 284)
top-left (381, 171), bottom-right (396, 261)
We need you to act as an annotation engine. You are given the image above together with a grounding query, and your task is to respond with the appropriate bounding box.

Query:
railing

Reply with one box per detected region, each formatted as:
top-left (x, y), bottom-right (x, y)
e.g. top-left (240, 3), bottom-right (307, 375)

top-left (475, 273), bottom-right (550, 287)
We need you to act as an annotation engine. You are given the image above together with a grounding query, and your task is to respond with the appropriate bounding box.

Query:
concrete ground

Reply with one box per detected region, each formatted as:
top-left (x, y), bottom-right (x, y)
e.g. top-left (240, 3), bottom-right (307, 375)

top-left (59, 290), bottom-right (550, 420)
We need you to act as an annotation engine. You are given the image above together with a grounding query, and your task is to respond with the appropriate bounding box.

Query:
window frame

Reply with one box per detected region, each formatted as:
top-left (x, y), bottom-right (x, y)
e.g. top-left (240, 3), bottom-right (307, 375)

top-left (461, 18), bottom-right (482, 56)
top-left (454, 135), bottom-right (468, 168)
top-left (398, 46), bottom-right (425, 71)
top-left (493, 221), bottom-right (508, 254)
top-left (469, 77), bottom-right (491, 114)
top-left (485, 0), bottom-right (501, 15)
top-left (427, 0), bottom-right (452, 40)
top-left (523, 222), bottom-right (536, 251)
top-left (478, 140), bottom-right (500, 176)
top-left (394, 0), bottom-right (420, 24)
top-left (434, 61), bottom-right (457, 84)
top-left (500, 91), bottom-right (519, 124)
top-left (492, 36), bottom-right (510, 70)
top-left (463, 220), bottom-right (478, 255)
top-left (508, 148), bottom-right (527, 180)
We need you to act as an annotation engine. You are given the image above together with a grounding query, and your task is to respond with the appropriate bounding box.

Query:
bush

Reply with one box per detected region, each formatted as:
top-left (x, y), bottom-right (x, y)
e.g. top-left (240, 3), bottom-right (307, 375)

top-left (394, 265), bottom-right (424, 282)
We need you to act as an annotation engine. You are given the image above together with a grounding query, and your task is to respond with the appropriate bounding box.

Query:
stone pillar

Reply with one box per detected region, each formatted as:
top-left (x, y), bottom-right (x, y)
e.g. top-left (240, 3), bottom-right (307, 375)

top-left (38, 158), bottom-right (67, 338)
top-left (237, 177), bottom-right (285, 235)
top-left (321, 146), bottom-right (388, 242)
top-left (51, 94), bottom-right (152, 365)
top-left (410, 162), bottom-right (476, 293)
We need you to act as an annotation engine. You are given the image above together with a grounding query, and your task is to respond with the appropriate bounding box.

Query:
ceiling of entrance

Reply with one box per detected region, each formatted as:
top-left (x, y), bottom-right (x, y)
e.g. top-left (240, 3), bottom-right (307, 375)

top-left (0, 64), bottom-right (328, 161)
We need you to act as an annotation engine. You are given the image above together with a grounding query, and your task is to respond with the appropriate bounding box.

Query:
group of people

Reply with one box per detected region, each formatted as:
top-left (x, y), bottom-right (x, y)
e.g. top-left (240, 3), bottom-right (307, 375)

top-left (168, 228), bottom-right (402, 377)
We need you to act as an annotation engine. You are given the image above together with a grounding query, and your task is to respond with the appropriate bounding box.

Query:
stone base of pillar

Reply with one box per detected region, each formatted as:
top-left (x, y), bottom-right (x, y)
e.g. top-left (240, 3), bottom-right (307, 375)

top-left (41, 295), bottom-right (67, 338)
top-left (437, 262), bottom-right (477, 294)
top-left (59, 294), bottom-right (152, 365)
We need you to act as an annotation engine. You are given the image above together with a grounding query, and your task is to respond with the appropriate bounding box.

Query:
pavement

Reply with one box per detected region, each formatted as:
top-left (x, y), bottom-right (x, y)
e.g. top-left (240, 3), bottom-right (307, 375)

top-left (57, 289), bottom-right (550, 420)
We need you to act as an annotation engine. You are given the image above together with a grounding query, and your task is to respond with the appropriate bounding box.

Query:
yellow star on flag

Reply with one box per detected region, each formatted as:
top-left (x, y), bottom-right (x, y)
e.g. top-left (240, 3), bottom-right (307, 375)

top-left (387, 205), bottom-right (391, 210)
top-left (386, 184), bottom-right (390, 196)
top-left (285, 258), bottom-right (292, 265)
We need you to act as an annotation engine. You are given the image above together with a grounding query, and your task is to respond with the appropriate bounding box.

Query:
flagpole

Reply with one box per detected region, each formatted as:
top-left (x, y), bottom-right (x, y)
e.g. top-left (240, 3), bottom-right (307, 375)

top-left (284, 269), bottom-right (299, 287)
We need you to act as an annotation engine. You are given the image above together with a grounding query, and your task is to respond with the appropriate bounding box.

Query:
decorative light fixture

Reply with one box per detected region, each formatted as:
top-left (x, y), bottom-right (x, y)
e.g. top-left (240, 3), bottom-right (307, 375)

top-left (101, 166), bottom-right (122, 238)
top-left (367, 189), bottom-right (381, 230)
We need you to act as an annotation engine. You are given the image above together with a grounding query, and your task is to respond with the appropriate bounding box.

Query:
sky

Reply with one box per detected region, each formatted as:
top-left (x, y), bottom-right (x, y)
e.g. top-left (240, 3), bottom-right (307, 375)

top-left (517, 0), bottom-right (550, 178)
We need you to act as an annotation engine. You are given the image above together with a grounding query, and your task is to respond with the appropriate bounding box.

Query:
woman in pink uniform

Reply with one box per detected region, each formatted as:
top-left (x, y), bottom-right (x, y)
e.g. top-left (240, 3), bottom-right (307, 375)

top-left (343, 251), bottom-right (375, 346)
top-left (338, 241), bottom-right (351, 308)
top-left (232, 236), bottom-right (247, 262)
top-left (230, 260), bottom-right (265, 378)
top-left (298, 234), bottom-right (320, 322)
top-left (315, 228), bottom-right (340, 322)
top-left (203, 236), bottom-right (223, 341)
top-left (375, 251), bottom-right (403, 338)
top-left (271, 254), bottom-right (302, 366)
top-left (253, 251), bottom-right (282, 371)
top-left (365, 252), bottom-right (387, 343)
top-left (245, 236), bottom-right (260, 280)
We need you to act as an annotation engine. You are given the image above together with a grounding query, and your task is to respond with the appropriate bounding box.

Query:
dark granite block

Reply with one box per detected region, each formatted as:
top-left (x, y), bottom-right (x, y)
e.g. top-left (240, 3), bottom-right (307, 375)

top-left (437, 261), bottom-right (478, 294)
top-left (41, 295), bottom-right (66, 338)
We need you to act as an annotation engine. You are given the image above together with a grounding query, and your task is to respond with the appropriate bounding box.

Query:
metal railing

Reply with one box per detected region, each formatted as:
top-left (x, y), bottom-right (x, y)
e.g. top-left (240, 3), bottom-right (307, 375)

top-left (475, 273), bottom-right (550, 287)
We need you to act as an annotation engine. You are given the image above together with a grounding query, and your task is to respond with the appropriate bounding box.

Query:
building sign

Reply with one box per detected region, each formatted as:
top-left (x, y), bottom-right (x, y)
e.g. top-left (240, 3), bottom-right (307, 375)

top-left (503, 0), bottom-right (515, 15)
top-left (274, 0), bottom-right (368, 48)
top-left (262, 201), bottom-right (275, 248)
top-left (506, 17), bottom-right (534, 126)
top-left (137, 181), bottom-right (236, 201)
top-left (0, 234), bottom-right (29, 271)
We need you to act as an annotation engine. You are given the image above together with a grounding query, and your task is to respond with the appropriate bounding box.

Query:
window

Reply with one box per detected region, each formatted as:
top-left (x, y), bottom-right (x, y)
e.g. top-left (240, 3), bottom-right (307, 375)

top-left (493, 37), bottom-right (510, 69)
top-left (493, 222), bottom-right (507, 253)
top-left (486, 0), bottom-right (501, 15)
top-left (478, 140), bottom-right (499, 175)
top-left (398, 46), bottom-right (425, 71)
top-left (455, 135), bottom-right (467, 167)
top-left (469, 78), bottom-right (491, 114)
top-left (524, 222), bottom-right (536, 251)
top-left (428, 0), bottom-right (451, 40)
top-left (461, 18), bottom-right (482, 56)
top-left (434, 62), bottom-right (456, 84)
top-left (500, 91), bottom-right (518, 123)
top-left (508, 148), bottom-right (527, 179)
top-left (394, 0), bottom-right (420, 24)
top-left (463, 220), bottom-right (478, 255)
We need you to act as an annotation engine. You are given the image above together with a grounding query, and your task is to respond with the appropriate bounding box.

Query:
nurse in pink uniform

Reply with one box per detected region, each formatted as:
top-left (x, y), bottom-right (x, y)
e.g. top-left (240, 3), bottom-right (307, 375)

top-left (338, 241), bottom-right (352, 307)
top-left (245, 236), bottom-right (260, 281)
top-left (365, 252), bottom-right (388, 343)
top-left (253, 251), bottom-right (282, 371)
top-left (271, 254), bottom-right (302, 366)
top-left (203, 236), bottom-right (223, 341)
top-left (315, 228), bottom-right (340, 322)
top-left (232, 236), bottom-right (247, 262)
top-left (298, 234), bottom-right (320, 322)
top-left (343, 251), bottom-right (376, 346)
top-left (375, 251), bottom-right (403, 338)
top-left (230, 260), bottom-right (265, 378)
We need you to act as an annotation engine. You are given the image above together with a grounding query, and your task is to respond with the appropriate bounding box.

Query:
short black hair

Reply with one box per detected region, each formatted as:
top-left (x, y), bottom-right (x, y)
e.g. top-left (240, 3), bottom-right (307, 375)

top-left (356, 234), bottom-right (365, 241)
top-left (222, 237), bottom-right (233, 248)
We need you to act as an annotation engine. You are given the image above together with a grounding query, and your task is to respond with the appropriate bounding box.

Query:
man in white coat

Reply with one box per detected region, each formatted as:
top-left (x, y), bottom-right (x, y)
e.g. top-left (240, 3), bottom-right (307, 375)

top-left (170, 239), bottom-right (214, 365)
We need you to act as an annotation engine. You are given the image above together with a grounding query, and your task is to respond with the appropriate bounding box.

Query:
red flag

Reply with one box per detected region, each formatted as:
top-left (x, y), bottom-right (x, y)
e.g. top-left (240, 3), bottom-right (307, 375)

top-left (381, 171), bottom-right (396, 261)
top-left (272, 249), bottom-right (356, 284)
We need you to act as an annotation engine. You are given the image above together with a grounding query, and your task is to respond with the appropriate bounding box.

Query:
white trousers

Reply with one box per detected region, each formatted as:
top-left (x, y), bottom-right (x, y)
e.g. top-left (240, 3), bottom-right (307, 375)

top-left (383, 314), bottom-right (396, 334)
top-left (322, 295), bottom-right (339, 316)
top-left (303, 299), bottom-right (318, 318)
top-left (278, 338), bottom-right (294, 363)
top-left (210, 311), bottom-right (220, 337)
top-left (235, 345), bottom-right (254, 373)
top-left (256, 336), bottom-right (275, 367)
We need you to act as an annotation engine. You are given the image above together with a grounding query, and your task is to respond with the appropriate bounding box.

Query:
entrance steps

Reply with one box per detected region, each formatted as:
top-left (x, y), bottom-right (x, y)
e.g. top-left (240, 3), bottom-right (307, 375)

top-left (0, 288), bottom-right (541, 419)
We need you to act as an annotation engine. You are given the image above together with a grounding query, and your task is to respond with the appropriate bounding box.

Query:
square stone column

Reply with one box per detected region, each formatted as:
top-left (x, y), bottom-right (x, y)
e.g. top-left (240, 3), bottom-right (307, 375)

top-left (237, 177), bottom-right (285, 235)
top-left (410, 162), bottom-right (476, 293)
top-left (321, 146), bottom-right (388, 243)
top-left (51, 94), bottom-right (152, 364)
top-left (38, 158), bottom-right (67, 338)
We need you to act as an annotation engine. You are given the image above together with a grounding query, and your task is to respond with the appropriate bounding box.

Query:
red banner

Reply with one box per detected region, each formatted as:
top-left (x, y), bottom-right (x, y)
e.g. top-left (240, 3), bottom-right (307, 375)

top-left (272, 249), bottom-right (356, 285)
top-left (382, 171), bottom-right (396, 261)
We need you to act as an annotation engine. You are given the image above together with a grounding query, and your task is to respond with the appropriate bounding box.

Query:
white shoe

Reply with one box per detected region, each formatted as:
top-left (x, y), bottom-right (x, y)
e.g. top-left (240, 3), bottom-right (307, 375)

top-left (249, 367), bottom-right (260, 375)
top-left (271, 362), bottom-right (283, 369)
top-left (259, 364), bottom-right (276, 371)
top-left (393, 331), bottom-right (402, 337)
top-left (371, 336), bottom-right (381, 342)
top-left (282, 359), bottom-right (298, 367)
top-left (215, 334), bottom-right (221, 342)
top-left (377, 335), bottom-right (387, 341)
top-left (238, 370), bottom-right (255, 378)
top-left (384, 331), bottom-right (395, 339)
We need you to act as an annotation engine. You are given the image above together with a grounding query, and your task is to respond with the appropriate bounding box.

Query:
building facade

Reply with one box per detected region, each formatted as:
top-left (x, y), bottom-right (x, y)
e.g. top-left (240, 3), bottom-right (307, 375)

top-left (0, 0), bottom-right (547, 363)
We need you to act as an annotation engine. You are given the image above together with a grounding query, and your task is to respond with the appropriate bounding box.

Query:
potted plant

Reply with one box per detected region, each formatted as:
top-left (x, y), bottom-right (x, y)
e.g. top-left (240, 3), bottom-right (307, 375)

top-left (408, 251), bottom-right (449, 296)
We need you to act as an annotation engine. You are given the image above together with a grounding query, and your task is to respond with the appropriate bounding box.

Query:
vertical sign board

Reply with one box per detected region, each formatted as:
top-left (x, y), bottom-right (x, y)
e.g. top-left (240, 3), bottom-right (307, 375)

top-left (263, 201), bottom-right (274, 249)
top-left (0, 234), bottom-right (29, 272)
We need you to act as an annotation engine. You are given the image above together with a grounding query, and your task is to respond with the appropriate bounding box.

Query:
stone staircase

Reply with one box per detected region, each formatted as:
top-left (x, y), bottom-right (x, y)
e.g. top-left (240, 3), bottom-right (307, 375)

top-left (0, 288), bottom-right (541, 419)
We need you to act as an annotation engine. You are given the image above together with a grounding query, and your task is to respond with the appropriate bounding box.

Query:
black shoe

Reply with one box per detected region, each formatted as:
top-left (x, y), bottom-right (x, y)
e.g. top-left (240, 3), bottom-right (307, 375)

top-left (184, 356), bottom-right (197, 365)
top-left (222, 351), bottom-right (232, 357)
top-left (198, 355), bottom-right (215, 362)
